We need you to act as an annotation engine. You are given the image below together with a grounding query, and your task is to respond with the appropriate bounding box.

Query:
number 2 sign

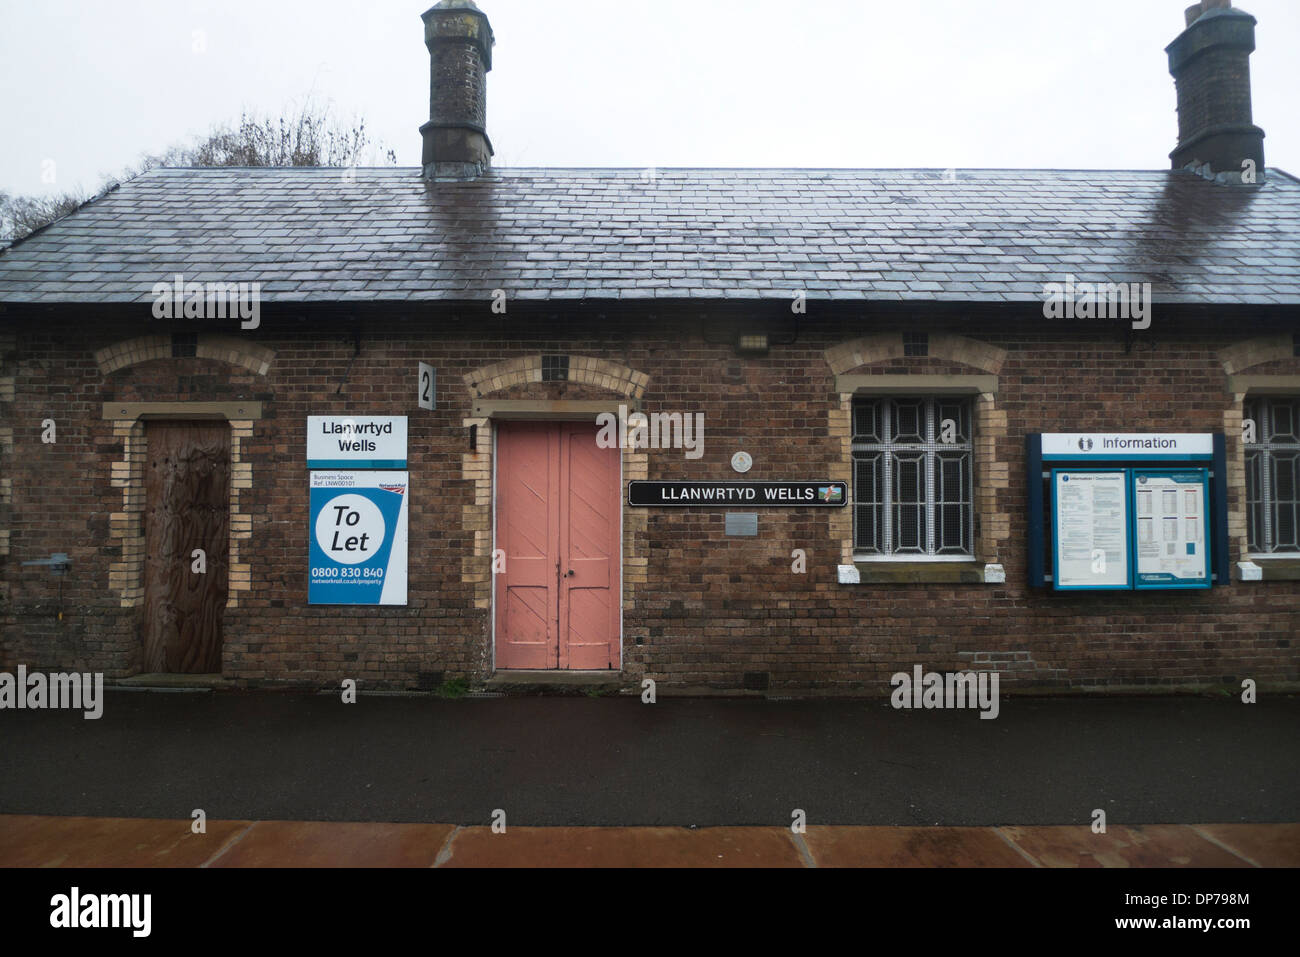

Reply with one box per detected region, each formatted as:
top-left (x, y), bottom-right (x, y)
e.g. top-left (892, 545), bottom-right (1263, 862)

top-left (418, 362), bottom-right (436, 411)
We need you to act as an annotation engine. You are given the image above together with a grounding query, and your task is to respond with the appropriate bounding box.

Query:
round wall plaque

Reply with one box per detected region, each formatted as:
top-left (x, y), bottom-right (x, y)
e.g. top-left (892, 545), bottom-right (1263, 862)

top-left (731, 451), bottom-right (753, 473)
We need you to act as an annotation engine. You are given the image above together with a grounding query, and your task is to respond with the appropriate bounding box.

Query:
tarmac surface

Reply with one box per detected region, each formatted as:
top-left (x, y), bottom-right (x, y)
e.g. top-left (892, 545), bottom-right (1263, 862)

top-left (1, 690), bottom-right (1297, 827)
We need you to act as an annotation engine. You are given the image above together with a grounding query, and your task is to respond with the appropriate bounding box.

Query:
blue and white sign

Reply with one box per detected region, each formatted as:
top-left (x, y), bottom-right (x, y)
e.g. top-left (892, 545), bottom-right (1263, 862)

top-left (307, 416), bottom-right (407, 469)
top-left (309, 471), bottom-right (408, 605)
top-left (1042, 433), bottom-right (1213, 461)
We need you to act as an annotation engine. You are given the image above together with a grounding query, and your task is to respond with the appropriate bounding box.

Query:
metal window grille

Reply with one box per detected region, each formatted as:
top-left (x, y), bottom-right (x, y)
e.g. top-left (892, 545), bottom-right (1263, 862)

top-left (903, 332), bottom-right (929, 357)
top-left (542, 354), bottom-right (569, 381)
top-left (851, 396), bottom-right (974, 557)
top-left (1244, 396), bottom-right (1300, 554)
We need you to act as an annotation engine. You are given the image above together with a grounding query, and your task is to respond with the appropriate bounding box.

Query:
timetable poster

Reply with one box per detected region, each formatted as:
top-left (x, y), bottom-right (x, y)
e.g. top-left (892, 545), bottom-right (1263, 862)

top-left (1052, 470), bottom-right (1130, 589)
top-left (1132, 470), bottom-right (1210, 588)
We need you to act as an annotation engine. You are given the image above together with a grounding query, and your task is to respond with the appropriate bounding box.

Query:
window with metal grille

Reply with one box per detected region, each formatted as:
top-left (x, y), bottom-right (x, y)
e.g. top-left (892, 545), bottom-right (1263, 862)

top-left (852, 396), bottom-right (974, 558)
top-left (541, 354), bottom-right (569, 381)
top-left (171, 333), bottom-right (197, 358)
top-left (1245, 396), bottom-right (1300, 554)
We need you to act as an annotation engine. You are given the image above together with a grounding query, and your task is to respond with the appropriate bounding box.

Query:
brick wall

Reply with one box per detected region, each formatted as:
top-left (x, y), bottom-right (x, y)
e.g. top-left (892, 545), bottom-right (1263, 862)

top-left (1, 311), bottom-right (1297, 693)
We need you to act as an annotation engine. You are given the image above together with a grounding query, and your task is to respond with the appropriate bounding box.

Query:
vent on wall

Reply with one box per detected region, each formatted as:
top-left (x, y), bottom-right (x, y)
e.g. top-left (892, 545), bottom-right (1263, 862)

top-left (743, 671), bottom-right (770, 691)
top-left (172, 334), bottom-right (197, 358)
top-left (903, 332), bottom-right (929, 357)
top-left (542, 354), bottom-right (569, 381)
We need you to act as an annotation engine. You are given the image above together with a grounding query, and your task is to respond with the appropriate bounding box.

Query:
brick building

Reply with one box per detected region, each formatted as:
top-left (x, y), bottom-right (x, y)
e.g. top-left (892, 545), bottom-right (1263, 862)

top-left (0, 0), bottom-right (1297, 693)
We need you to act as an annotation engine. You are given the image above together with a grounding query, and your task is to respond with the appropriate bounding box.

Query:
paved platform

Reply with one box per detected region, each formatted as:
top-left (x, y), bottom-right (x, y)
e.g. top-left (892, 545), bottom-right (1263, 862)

top-left (1, 815), bottom-right (1295, 868)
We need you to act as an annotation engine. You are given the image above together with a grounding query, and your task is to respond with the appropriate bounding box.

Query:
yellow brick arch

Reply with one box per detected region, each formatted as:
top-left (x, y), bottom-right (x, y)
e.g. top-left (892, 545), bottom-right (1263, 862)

top-left (95, 335), bottom-right (274, 377)
top-left (463, 354), bottom-right (649, 398)
top-left (1217, 334), bottom-right (1294, 374)
top-left (825, 332), bottom-right (1007, 375)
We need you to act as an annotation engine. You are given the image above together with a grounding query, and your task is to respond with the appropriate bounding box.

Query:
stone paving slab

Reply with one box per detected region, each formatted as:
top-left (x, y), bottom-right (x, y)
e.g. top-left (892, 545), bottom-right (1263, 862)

top-left (1192, 823), bottom-right (1300, 868)
top-left (803, 826), bottom-right (1031, 868)
top-left (0, 814), bottom-right (250, 868)
top-left (998, 824), bottom-right (1255, 868)
top-left (0, 815), bottom-right (1293, 868)
top-left (438, 826), bottom-right (805, 868)
top-left (208, 821), bottom-right (457, 868)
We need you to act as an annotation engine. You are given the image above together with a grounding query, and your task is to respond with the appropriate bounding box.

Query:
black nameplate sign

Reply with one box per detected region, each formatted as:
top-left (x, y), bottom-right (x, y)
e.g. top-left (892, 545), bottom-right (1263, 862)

top-left (628, 481), bottom-right (847, 507)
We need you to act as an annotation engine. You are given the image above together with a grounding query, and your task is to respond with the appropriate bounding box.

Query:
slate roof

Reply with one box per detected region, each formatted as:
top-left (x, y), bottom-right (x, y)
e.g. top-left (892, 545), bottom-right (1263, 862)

top-left (1, 165), bottom-right (1299, 306)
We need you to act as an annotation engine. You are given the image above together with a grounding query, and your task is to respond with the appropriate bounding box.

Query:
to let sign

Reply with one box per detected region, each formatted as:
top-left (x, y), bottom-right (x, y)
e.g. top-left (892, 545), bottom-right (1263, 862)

top-left (308, 471), bottom-right (409, 605)
top-left (628, 481), bottom-right (847, 507)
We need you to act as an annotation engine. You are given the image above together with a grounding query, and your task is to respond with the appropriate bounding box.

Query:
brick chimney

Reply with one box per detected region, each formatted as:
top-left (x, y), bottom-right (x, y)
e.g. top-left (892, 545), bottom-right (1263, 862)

top-left (420, 1), bottom-right (494, 181)
top-left (1167, 1), bottom-right (1266, 183)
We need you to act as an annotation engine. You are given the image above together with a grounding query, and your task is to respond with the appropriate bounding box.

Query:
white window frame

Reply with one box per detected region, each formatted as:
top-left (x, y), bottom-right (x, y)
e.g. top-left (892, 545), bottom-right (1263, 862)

top-left (850, 394), bottom-right (975, 562)
top-left (1244, 394), bottom-right (1300, 556)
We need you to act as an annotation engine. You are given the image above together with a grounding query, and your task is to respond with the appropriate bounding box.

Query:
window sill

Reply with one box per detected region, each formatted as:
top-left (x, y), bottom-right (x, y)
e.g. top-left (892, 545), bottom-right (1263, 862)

top-left (848, 561), bottom-right (989, 585)
top-left (1237, 558), bottom-right (1300, 581)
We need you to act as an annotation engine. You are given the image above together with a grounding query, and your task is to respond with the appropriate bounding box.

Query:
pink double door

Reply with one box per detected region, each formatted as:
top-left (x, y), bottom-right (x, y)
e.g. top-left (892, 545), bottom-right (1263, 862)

top-left (494, 421), bottom-right (621, 670)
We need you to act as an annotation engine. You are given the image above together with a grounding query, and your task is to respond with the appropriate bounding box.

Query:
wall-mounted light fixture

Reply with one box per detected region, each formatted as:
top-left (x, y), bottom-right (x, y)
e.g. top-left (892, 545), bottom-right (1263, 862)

top-left (22, 553), bottom-right (71, 576)
top-left (21, 553), bottom-right (72, 620)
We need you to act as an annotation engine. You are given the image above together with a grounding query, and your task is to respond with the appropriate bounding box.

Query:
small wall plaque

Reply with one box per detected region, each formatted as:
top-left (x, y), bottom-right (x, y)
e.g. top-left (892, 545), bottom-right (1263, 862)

top-left (725, 512), bottom-right (758, 536)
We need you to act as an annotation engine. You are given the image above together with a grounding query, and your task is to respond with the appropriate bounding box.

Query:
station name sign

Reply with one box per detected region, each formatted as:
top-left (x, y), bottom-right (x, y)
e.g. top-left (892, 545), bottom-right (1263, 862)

top-left (1041, 433), bottom-right (1213, 461)
top-left (628, 481), bottom-right (847, 507)
top-left (307, 416), bottom-right (407, 468)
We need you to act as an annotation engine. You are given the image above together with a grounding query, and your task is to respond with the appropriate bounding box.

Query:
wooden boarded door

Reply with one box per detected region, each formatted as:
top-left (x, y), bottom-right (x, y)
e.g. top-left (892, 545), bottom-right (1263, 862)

top-left (494, 421), bottom-right (620, 670)
top-left (143, 422), bottom-right (230, 673)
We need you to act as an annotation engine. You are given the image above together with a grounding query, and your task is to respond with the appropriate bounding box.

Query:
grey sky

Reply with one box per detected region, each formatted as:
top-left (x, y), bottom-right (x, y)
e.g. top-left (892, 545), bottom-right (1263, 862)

top-left (1, 0), bottom-right (1297, 198)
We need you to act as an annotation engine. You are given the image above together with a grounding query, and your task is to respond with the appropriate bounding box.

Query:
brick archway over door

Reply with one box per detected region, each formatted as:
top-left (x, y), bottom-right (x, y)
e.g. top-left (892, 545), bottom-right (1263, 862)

top-left (461, 355), bottom-right (651, 677)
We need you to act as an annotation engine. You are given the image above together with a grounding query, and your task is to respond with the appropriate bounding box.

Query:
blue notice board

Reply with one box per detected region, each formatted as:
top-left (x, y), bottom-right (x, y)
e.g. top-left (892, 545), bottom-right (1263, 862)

top-left (1026, 434), bottom-right (1227, 589)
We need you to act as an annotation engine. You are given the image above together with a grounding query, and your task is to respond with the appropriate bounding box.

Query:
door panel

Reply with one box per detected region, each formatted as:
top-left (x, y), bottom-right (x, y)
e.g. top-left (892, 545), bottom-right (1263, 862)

top-left (495, 421), bottom-right (620, 670)
top-left (494, 422), bottom-right (559, 670)
top-left (142, 421), bottom-right (230, 673)
top-left (559, 423), bottom-right (621, 670)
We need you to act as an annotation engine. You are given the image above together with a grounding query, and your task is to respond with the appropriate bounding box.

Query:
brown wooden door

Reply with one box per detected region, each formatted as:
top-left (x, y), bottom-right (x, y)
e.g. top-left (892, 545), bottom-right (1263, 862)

top-left (143, 422), bottom-right (230, 673)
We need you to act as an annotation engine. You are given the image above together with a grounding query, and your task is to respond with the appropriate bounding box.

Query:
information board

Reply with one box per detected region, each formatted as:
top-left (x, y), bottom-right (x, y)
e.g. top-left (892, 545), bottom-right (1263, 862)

top-left (1052, 470), bottom-right (1131, 590)
top-left (309, 471), bottom-right (408, 605)
top-left (1026, 433), bottom-right (1227, 591)
top-left (1131, 470), bottom-right (1210, 589)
